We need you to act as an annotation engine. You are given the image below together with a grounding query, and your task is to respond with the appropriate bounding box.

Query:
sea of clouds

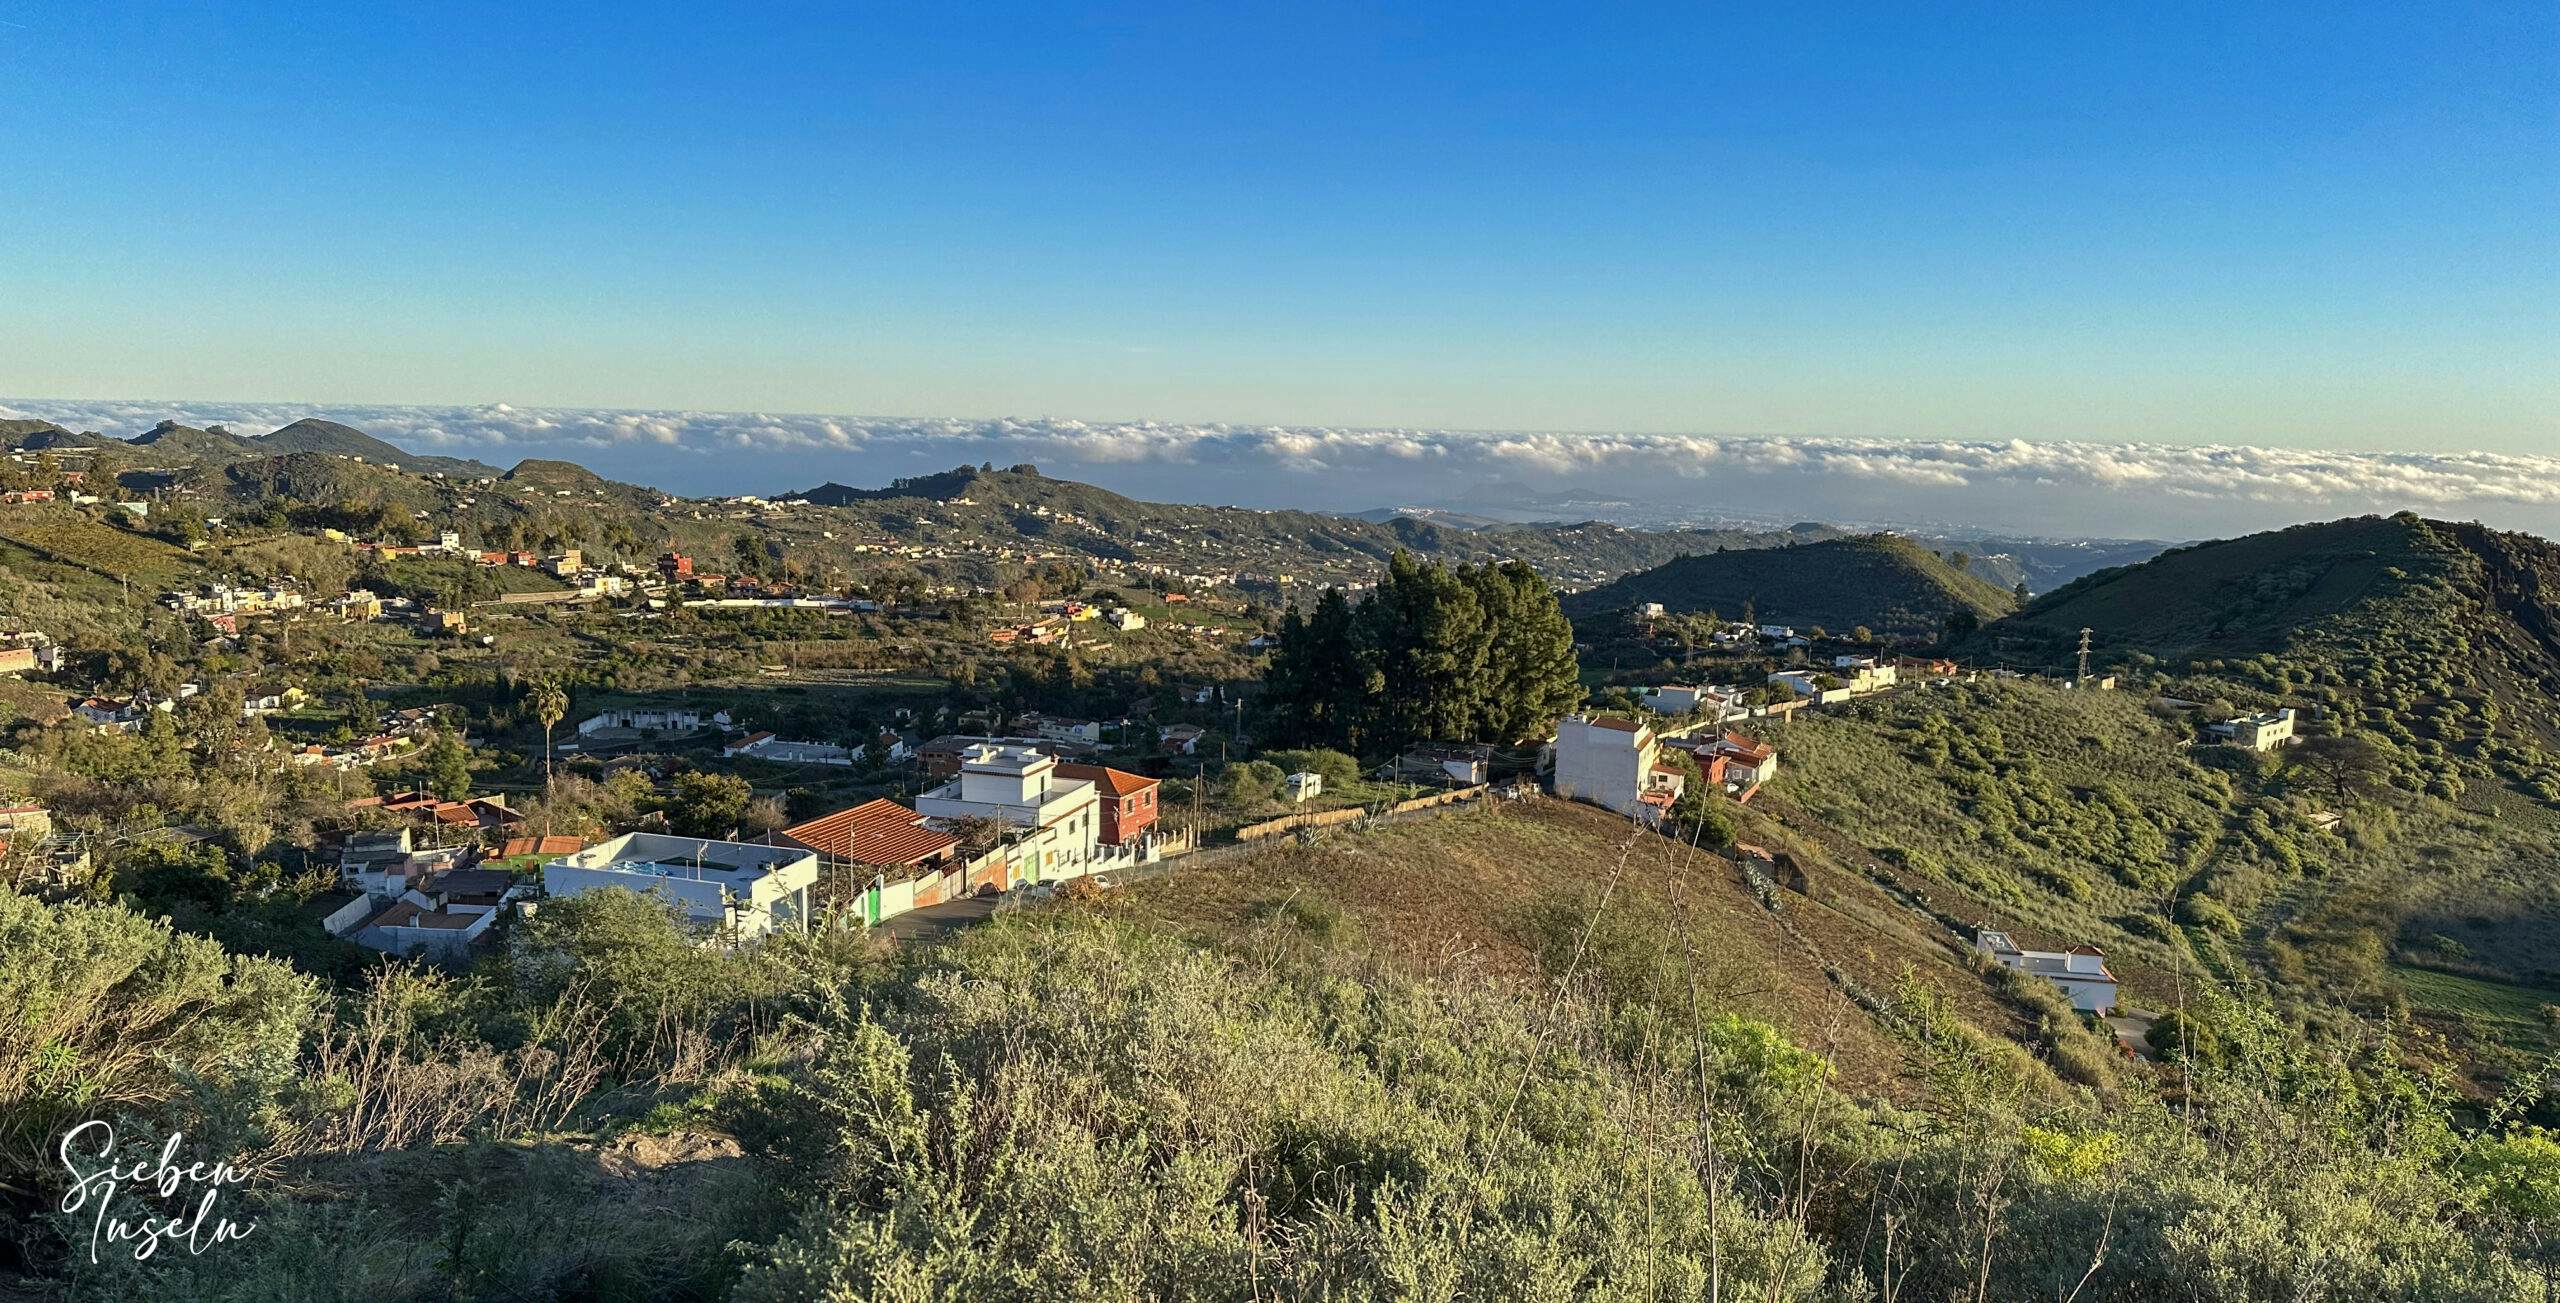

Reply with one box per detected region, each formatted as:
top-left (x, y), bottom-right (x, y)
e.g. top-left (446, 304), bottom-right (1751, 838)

top-left (6, 397), bottom-right (2556, 541)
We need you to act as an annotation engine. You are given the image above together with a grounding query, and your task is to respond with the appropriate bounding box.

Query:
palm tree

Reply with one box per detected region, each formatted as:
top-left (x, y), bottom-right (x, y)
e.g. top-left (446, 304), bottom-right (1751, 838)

top-left (532, 680), bottom-right (569, 791)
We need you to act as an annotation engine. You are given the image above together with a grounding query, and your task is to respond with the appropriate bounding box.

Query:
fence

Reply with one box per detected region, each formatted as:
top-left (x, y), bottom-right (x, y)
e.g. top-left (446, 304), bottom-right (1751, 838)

top-left (1230, 784), bottom-right (1490, 841)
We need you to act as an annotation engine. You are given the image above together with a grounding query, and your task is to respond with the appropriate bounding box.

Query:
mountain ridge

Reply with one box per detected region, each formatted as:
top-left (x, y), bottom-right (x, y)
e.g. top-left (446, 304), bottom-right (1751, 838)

top-left (1563, 532), bottom-right (2019, 636)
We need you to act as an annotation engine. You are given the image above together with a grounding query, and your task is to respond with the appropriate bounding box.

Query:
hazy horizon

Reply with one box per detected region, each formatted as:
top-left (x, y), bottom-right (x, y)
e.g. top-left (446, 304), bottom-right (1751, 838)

top-left (11, 394), bottom-right (2560, 544)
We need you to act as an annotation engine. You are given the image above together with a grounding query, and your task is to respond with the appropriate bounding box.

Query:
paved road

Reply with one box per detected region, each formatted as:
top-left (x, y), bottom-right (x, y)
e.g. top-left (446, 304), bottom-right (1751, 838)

top-left (874, 892), bottom-right (1002, 943)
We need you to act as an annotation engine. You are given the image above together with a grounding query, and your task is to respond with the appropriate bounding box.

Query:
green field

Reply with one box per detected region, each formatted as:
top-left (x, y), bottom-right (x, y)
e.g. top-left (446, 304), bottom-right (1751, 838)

top-left (2393, 964), bottom-right (2560, 1053)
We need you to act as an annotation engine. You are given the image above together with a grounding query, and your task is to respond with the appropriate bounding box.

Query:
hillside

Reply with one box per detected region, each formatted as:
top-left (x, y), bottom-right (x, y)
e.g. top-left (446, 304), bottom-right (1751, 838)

top-left (126, 419), bottom-right (263, 462)
top-left (1982, 514), bottom-right (2560, 793)
top-left (255, 417), bottom-right (499, 477)
top-left (783, 463), bottom-right (1811, 588)
top-left (0, 419), bottom-right (118, 452)
top-left (1985, 515), bottom-right (2443, 660)
top-left (1116, 796), bottom-right (2104, 1099)
top-left (1563, 532), bottom-right (2018, 636)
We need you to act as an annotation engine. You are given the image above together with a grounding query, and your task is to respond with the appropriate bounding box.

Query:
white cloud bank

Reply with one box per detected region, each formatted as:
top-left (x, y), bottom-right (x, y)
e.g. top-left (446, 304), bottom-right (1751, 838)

top-left (6, 398), bottom-right (2556, 539)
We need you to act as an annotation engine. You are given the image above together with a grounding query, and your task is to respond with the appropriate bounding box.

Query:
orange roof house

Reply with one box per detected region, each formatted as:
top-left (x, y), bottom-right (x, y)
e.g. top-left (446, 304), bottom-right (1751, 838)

top-left (772, 798), bottom-right (960, 875)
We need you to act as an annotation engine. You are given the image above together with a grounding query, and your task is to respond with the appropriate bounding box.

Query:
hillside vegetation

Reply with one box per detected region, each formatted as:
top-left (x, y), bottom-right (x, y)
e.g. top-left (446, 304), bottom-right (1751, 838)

top-left (18, 800), bottom-right (2552, 1299)
top-left (1564, 533), bottom-right (2019, 636)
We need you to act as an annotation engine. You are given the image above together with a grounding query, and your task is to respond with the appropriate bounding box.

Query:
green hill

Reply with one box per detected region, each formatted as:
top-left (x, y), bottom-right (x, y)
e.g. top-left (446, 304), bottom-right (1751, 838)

top-left (0, 418), bottom-right (118, 452)
top-left (255, 418), bottom-right (498, 477)
top-left (125, 419), bottom-right (263, 462)
top-left (1977, 513), bottom-right (2560, 770)
top-left (1983, 514), bottom-right (2448, 660)
top-left (1562, 532), bottom-right (2018, 636)
top-left (791, 463), bottom-right (1806, 589)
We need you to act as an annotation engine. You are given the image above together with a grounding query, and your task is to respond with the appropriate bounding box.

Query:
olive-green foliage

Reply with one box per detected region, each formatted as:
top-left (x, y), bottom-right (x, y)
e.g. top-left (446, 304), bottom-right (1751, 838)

top-left (667, 769), bottom-right (753, 837)
top-left (0, 888), bottom-right (316, 1186)
top-left (732, 914), bottom-right (1829, 1301)
top-left (1785, 682), bottom-right (2239, 909)
top-left (47, 1137), bottom-right (776, 1303)
top-left (1260, 746), bottom-right (1362, 789)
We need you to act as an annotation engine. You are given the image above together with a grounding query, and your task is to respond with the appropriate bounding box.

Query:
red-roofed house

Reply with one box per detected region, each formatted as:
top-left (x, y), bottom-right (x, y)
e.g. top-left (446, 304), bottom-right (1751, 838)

top-left (773, 798), bottom-right (961, 877)
top-left (1054, 762), bottom-right (1161, 846)
top-left (494, 834), bottom-right (588, 861)
top-left (771, 797), bottom-right (968, 922)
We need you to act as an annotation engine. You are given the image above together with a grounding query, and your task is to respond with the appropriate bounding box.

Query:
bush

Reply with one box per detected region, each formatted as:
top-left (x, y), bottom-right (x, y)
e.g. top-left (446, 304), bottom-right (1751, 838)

top-left (1260, 748), bottom-right (1360, 789)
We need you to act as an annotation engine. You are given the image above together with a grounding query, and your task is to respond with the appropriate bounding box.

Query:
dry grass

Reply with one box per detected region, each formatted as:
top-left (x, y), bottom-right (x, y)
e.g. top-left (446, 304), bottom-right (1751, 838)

top-left (1109, 797), bottom-right (2073, 1099)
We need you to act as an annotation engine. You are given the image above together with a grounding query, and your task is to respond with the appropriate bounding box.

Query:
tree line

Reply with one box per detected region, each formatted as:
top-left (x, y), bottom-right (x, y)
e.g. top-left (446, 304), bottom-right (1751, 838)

top-left (1259, 553), bottom-right (1582, 756)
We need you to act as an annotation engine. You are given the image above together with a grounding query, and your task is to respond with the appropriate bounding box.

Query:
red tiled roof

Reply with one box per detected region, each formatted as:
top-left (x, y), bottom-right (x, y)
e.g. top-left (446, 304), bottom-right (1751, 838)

top-left (496, 835), bottom-right (585, 859)
top-left (778, 798), bottom-right (958, 868)
top-left (1055, 762), bottom-right (1159, 798)
top-left (1588, 716), bottom-right (1644, 732)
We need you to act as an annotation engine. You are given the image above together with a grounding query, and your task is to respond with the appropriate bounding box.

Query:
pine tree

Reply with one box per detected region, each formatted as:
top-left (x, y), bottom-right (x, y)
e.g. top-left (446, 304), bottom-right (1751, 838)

top-left (1468, 560), bottom-right (1583, 743)
top-left (1359, 553), bottom-right (1488, 751)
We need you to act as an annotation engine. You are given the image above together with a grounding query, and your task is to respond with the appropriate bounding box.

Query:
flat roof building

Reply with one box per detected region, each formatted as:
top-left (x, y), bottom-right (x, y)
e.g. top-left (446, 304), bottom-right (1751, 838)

top-left (543, 832), bottom-right (817, 938)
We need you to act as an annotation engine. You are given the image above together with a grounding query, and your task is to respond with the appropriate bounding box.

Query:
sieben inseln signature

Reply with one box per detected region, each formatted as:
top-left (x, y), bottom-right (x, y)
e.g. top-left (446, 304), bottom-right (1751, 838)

top-left (56, 1120), bottom-right (258, 1264)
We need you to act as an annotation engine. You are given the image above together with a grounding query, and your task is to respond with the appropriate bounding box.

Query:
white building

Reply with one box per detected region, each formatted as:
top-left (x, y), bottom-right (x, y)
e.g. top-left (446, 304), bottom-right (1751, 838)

top-left (1975, 930), bottom-right (2120, 1014)
top-left (914, 744), bottom-right (1102, 881)
top-left (1634, 684), bottom-right (1710, 714)
top-left (576, 706), bottom-right (732, 736)
top-left (1286, 771), bottom-right (1324, 803)
top-left (2210, 708), bottom-right (2298, 751)
top-left (1633, 684), bottom-right (1743, 719)
top-left (1552, 715), bottom-right (1683, 823)
top-left (724, 732), bottom-right (857, 766)
top-left (542, 833), bottom-right (818, 938)
top-left (1768, 671), bottom-right (1851, 705)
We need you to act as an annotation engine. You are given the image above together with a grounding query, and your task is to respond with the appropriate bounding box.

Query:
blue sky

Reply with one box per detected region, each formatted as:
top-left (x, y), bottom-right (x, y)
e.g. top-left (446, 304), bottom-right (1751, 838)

top-left (1, 2), bottom-right (2553, 454)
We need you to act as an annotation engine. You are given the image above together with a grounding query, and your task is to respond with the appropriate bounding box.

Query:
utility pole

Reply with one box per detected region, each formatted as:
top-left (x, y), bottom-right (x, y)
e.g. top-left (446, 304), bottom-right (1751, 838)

top-left (2076, 627), bottom-right (2093, 686)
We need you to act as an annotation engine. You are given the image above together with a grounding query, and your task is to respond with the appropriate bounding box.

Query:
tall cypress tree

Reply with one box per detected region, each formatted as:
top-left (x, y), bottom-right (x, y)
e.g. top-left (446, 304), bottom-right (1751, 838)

top-left (1262, 587), bottom-right (1369, 751)
top-left (1359, 552), bottom-right (1487, 751)
top-left (1468, 560), bottom-right (1583, 743)
top-left (1261, 555), bottom-right (1582, 756)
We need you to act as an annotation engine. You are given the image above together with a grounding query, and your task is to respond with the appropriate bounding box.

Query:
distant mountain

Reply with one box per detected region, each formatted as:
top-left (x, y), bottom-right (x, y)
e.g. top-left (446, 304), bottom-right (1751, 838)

top-left (502, 458), bottom-right (618, 491)
top-left (1343, 506), bottom-right (1514, 529)
top-left (256, 418), bottom-right (499, 477)
top-left (127, 419), bottom-right (262, 462)
top-left (1986, 514), bottom-right (2560, 679)
top-left (1563, 533), bottom-right (2018, 637)
top-left (0, 419), bottom-right (116, 452)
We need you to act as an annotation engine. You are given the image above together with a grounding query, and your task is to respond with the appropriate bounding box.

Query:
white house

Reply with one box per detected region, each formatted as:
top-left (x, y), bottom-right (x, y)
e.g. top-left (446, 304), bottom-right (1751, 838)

top-left (1030, 716), bottom-right (1104, 746)
top-left (1975, 930), bottom-right (2120, 1014)
top-left (1768, 671), bottom-right (1851, 705)
top-left (724, 733), bottom-right (858, 766)
top-left (577, 706), bottom-right (732, 737)
top-left (542, 833), bottom-right (818, 938)
top-left (1552, 715), bottom-right (1683, 823)
top-left (914, 744), bottom-right (1102, 881)
top-left (1286, 771), bottom-right (1324, 803)
top-left (2211, 708), bottom-right (2298, 751)
top-left (1106, 607), bottom-right (1147, 631)
top-left (1634, 684), bottom-right (1711, 715)
top-left (351, 867), bottom-right (523, 962)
